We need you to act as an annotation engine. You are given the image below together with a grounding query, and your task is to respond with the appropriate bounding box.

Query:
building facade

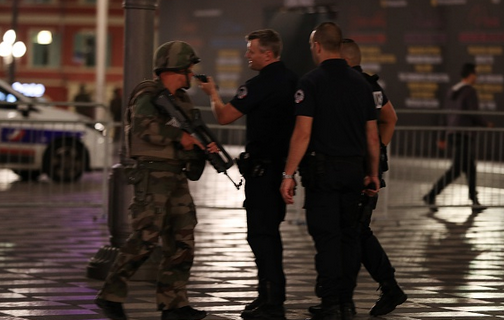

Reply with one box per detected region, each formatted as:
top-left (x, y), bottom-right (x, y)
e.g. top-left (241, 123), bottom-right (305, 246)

top-left (0, 0), bottom-right (126, 103)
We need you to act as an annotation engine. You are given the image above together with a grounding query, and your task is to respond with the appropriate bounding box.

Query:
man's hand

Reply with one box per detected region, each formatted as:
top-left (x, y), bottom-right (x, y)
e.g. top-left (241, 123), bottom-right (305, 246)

top-left (280, 178), bottom-right (297, 204)
top-left (363, 175), bottom-right (380, 197)
top-left (437, 140), bottom-right (446, 150)
top-left (180, 132), bottom-right (204, 150)
top-left (198, 76), bottom-right (218, 96)
top-left (206, 141), bottom-right (220, 154)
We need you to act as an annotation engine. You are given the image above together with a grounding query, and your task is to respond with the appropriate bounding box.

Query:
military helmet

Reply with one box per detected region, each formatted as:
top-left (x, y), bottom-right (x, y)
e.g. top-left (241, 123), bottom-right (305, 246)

top-left (153, 41), bottom-right (201, 75)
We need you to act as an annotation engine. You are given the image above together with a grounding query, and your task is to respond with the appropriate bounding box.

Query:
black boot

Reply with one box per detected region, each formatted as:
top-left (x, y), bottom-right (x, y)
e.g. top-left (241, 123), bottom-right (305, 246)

top-left (240, 303), bottom-right (285, 320)
top-left (308, 303), bottom-right (322, 314)
top-left (95, 298), bottom-right (127, 320)
top-left (243, 296), bottom-right (266, 311)
top-left (308, 303), bottom-right (342, 320)
top-left (161, 306), bottom-right (207, 320)
top-left (340, 301), bottom-right (356, 319)
top-left (369, 282), bottom-right (407, 316)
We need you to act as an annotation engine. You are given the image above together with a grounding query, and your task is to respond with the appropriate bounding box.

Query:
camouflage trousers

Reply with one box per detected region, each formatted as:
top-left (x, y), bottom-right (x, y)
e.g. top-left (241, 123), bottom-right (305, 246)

top-left (97, 169), bottom-right (197, 311)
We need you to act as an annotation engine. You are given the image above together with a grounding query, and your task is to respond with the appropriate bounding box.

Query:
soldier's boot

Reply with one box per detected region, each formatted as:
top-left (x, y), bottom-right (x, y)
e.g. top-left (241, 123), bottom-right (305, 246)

top-left (95, 298), bottom-right (128, 320)
top-left (369, 281), bottom-right (407, 316)
top-left (161, 306), bottom-right (207, 320)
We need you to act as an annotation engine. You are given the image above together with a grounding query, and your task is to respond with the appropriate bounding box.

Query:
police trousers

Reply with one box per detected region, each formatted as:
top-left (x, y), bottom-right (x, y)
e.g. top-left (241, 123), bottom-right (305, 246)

top-left (359, 194), bottom-right (396, 284)
top-left (98, 169), bottom-right (197, 311)
top-left (244, 161), bottom-right (286, 305)
top-left (304, 156), bottom-right (364, 304)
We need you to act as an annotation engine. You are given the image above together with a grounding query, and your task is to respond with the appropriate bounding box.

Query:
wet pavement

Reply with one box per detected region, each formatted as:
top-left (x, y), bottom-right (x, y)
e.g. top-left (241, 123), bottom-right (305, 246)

top-left (1, 184), bottom-right (504, 319)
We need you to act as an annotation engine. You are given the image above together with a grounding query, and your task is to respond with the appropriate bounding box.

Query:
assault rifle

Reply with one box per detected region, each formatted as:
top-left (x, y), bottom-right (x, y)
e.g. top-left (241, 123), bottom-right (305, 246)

top-left (154, 90), bottom-right (242, 189)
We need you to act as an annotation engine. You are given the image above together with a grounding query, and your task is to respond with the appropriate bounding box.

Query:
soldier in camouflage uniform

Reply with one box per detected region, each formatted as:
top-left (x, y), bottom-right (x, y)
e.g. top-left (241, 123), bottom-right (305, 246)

top-left (95, 41), bottom-right (214, 320)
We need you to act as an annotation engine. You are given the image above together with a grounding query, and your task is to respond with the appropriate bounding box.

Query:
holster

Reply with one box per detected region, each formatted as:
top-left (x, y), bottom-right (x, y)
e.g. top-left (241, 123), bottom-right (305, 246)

top-left (236, 152), bottom-right (270, 179)
top-left (298, 152), bottom-right (325, 189)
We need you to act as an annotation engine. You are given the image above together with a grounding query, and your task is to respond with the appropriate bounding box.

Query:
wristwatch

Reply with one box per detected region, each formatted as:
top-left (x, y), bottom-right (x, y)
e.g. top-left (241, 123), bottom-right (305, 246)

top-left (282, 172), bottom-right (294, 179)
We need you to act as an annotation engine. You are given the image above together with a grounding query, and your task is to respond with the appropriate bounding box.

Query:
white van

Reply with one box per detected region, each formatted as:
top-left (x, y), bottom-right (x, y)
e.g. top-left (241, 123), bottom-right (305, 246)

top-left (0, 79), bottom-right (110, 182)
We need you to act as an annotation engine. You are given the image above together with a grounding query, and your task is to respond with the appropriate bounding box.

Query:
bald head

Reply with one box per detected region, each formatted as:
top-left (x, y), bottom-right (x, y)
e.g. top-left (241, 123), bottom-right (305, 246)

top-left (340, 39), bottom-right (361, 67)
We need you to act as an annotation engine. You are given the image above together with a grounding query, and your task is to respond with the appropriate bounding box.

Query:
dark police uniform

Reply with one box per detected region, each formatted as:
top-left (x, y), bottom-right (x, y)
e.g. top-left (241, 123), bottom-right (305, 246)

top-left (351, 65), bottom-right (398, 288)
top-left (295, 59), bottom-right (376, 304)
top-left (230, 61), bottom-right (298, 305)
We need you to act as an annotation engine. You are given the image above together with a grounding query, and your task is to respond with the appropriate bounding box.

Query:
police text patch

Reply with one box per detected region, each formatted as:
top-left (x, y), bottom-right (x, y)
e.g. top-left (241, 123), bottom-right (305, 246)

top-left (373, 91), bottom-right (383, 109)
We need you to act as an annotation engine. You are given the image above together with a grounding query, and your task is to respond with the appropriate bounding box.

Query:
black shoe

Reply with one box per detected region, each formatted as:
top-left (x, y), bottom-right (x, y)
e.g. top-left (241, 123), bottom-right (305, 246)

top-left (308, 303), bottom-right (322, 314)
top-left (340, 301), bottom-right (356, 319)
top-left (95, 298), bottom-right (127, 320)
top-left (162, 306), bottom-right (207, 320)
top-left (369, 284), bottom-right (407, 316)
top-left (240, 303), bottom-right (285, 320)
top-left (244, 296), bottom-right (265, 311)
top-left (422, 194), bottom-right (438, 212)
top-left (307, 305), bottom-right (342, 320)
top-left (472, 200), bottom-right (488, 213)
top-left (309, 302), bottom-right (355, 317)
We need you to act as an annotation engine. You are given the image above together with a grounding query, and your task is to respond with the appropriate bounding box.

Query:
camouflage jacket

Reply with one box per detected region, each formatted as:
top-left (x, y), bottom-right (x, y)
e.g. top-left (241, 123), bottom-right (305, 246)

top-left (125, 79), bottom-right (195, 162)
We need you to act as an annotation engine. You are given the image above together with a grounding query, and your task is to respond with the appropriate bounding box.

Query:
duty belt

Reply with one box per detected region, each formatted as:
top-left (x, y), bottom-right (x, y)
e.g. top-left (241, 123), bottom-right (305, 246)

top-left (137, 160), bottom-right (184, 173)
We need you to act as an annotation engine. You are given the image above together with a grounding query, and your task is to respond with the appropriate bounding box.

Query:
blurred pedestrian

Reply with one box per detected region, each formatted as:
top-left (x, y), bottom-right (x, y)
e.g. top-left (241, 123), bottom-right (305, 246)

top-left (423, 63), bottom-right (493, 213)
top-left (74, 83), bottom-right (94, 119)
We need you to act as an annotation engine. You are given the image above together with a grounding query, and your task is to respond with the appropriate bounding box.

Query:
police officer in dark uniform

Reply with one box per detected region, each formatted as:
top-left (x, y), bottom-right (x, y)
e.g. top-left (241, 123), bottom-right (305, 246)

top-left (342, 38), bottom-right (406, 316)
top-left (280, 23), bottom-right (380, 320)
top-left (199, 29), bottom-right (298, 320)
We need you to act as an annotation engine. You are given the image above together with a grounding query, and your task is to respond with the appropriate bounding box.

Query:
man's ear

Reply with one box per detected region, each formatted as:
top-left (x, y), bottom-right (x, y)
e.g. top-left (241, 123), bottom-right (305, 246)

top-left (265, 50), bottom-right (275, 62)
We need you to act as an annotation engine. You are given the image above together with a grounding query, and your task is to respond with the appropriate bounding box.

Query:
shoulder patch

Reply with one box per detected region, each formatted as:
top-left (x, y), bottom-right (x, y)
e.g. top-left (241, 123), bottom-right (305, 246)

top-left (295, 89), bottom-right (305, 104)
top-left (236, 85), bottom-right (248, 99)
top-left (373, 91), bottom-right (383, 109)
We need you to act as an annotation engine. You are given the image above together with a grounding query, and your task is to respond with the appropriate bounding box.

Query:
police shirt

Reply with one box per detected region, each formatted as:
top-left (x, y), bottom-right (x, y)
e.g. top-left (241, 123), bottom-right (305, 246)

top-left (295, 59), bottom-right (376, 157)
top-left (352, 65), bottom-right (389, 112)
top-left (230, 61), bottom-right (298, 160)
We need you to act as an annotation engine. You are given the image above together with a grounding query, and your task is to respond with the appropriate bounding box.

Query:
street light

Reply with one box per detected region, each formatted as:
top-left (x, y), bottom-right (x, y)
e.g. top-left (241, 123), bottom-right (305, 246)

top-left (0, 29), bottom-right (26, 84)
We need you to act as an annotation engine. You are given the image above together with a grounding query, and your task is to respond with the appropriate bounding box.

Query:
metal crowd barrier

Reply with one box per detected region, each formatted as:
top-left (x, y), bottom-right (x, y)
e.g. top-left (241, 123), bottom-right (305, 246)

top-left (0, 101), bottom-right (112, 212)
top-left (386, 109), bottom-right (504, 210)
top-left (2, 103), bottom-right (502, 215)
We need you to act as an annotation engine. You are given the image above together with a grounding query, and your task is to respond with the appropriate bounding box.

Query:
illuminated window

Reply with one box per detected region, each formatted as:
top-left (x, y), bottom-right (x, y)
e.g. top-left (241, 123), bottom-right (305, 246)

top-left (30, 30), bottom-right (60, 67)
